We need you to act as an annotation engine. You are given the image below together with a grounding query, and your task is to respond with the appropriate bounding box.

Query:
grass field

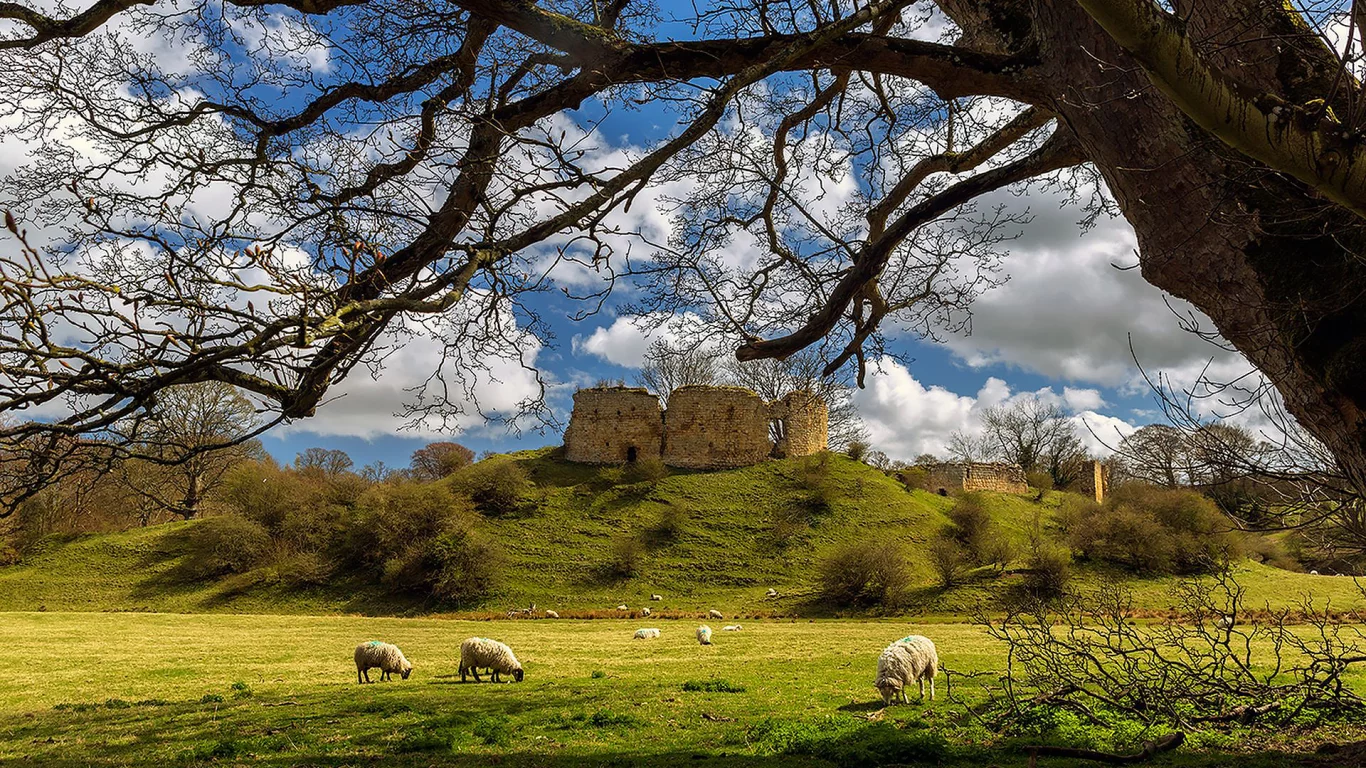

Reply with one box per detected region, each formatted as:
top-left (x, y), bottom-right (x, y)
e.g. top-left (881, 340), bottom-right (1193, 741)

top-left (1, 611), bottom-right (1361, 767)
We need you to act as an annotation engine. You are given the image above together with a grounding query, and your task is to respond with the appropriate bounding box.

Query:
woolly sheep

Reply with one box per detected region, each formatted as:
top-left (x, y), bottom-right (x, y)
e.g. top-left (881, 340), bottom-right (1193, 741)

top-left (1215, 615), bottom-right (1235, 629)
top-left (633, 628), bottom-right (661, 640)
top-left (544, 610), bottom-right (560, 619)
top-left (722, 625), bottom-right (742, 632)
top-left (616, 604), bottom-right (630, 611)
top-left (766, 588), bottom-right (778, 598)
top-left (354, 641), bottom-right (412, 684)
top-left (874, 635), bottom-right (937, 705)
top-left (1311, 570), bottom-right (1320, 575)
top-left (641, 607), bottom-right (651, 617)
top-left (650, 594), bottom-right (663, 601)
top-left (696, 625), bottom-right (713, 645)
top-left (708, 609), bottom-right (723, 619)
top-left (459, 637), bottom-right (524, 683)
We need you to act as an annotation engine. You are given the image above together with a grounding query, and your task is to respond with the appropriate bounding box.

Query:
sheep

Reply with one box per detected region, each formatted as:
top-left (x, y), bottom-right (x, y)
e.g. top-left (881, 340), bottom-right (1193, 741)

top-left (722, 625), bottom-right (742, 632)
top-left (544, 610), bottom-right (560, 619)
top-left (650, 594), bottom-right (663, 601)
top-left (641, 607), bottom-right (651, 617)
top-left (1215, 615), bottom-right (1235, 630)
top-left (874, 636), bottom-right (938, 705)
top-left (1311, 570), bottom-right (1320, 575)
top-left (766, 588), bottom-right (778, 598)
top-left (696, 625), bottom-right (713, 645)
top-left (708, 609), bottom-right (723, 619)
top-left (616, 604), bottom-right (630, 611)
top-left (354, 641), bottom-right (412, 684)
top-left (459, 637), bottom-right (524, 683)
top-left (633, 628), bottom-right (661, 640)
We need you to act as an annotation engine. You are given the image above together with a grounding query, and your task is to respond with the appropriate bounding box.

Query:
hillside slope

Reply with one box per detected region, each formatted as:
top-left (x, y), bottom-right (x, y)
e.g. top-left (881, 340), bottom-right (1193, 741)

top-left (0, 450), bottom-right (1353, 615)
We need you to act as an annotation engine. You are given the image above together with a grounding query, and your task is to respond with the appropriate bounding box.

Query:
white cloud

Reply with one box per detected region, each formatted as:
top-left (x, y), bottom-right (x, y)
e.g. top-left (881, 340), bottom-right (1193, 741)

top-left (851, 357), bottom-right (1136, 460)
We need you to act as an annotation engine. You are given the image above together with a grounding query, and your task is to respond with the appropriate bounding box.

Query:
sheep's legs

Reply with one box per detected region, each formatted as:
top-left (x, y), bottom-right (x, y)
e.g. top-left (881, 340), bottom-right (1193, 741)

top-left (492, 670), bottom-right (501, 683)
top-left (929, 677), bottom-right (935, 701)
top-left (357, 667), bottom-right (364, 684)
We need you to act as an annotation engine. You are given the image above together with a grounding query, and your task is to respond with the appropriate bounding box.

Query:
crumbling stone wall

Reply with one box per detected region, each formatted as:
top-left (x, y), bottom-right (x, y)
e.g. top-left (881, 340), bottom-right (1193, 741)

top-left (662, 386), bottom-right (773, 469)
top-left (771, 391), bottom-right (828, 458)
top-left (925, 462), bottom-right (1029, 494)
top-left (562, 387), bottom-right (664, 464)
top-left (562, 384), bottom-right (827, 468)
top-left (1075, 459), bottom-right (1109, 503)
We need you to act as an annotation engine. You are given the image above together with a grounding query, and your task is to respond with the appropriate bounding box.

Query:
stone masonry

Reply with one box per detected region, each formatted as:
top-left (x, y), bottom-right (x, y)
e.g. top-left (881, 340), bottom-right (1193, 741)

top-left (924, 462), bottom-right (1029, 495)
top-left (1075, 459), bottom-right (1109, 503)
top-left (562, 384), bottom-right (828, 469)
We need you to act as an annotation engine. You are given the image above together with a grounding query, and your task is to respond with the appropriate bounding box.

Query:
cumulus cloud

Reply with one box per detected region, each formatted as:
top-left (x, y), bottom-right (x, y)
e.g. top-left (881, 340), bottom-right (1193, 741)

top-left (852, 358), bottom-right (1135, 460)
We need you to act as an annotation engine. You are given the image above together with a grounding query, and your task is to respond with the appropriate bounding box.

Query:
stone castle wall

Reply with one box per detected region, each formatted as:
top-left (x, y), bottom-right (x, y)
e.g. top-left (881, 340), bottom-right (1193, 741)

top-left (1075, 459), bottom-right (1109, 503)
top-left (562, 387), bottom-right (664, 464)
top-left (662, 386), bottom-right (773, 469)
top-left (925, 462), bottom-right (1029, 494)
top-left (771, 391), bottom-right (829, 458)
top-left (562, 384), bottom-right (827, 469)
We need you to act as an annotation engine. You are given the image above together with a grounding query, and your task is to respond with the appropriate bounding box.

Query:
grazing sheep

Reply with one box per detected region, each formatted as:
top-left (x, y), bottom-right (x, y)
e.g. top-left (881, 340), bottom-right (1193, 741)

top-left (459, 637), bottom-right (524, 683)
top-left (633, 628), bottom-right (661, 640)
top-left (354, 641), bottom-right (412, 684)
top-left (874, 636), bottom-right (938, 705)
top-left (708, 609), bottom-right (723, 619)
top-left (641, 607), bottom-right (651, 617)
top-left (722, 625), bottom-right (742, 632)
top-left (766, 588), bottom-right (778, 598)
top-left (650, 594), bottom-right (663, 601)
top-left (1215, 615), bottom-right (1235, 630)
top-left (616, 604), bottom-right (630, 611)
top-left (1311, 570), bottom-right (1320, 575)
top-left (696, 626), bottom-right (713, 645)
top-left (544, 610), bottom-right (560, 619)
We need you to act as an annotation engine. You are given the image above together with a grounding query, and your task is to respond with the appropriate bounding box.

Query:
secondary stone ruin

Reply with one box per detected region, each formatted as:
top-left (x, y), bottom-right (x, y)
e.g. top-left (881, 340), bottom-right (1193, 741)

top-left (562, 384), bottom-right (828, 469)
top-left (923, 462), bottom-right (1029, 495)
top-left (1075, 459), bottom-right (1109, 503)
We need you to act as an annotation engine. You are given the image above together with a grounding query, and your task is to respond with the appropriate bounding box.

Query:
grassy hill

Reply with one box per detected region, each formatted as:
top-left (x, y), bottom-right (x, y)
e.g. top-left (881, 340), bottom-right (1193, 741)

top-left (0, 449), bottom-right (1356, 616)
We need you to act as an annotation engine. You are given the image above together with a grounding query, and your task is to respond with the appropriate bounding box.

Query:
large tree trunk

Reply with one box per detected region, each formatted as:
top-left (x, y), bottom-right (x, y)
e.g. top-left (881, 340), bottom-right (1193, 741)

top-left (947, 0), bottom-right (1366, 491)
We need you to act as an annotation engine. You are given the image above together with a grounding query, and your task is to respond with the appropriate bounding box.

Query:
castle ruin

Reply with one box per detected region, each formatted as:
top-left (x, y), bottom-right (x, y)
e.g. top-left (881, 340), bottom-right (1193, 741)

top-left (923, 462), bottom-right (1029, 495)
top-left (562, 385), bottom-right (828, 469)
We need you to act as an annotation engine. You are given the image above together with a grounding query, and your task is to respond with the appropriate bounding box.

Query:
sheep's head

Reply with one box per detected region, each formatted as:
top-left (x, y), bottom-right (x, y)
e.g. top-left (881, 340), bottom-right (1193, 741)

top-left (876, 679), bottom-right (902, 706)
top-left (512, 667), bottom-right (524, 683)
top-left (401, 661), bottom-right (413, 680)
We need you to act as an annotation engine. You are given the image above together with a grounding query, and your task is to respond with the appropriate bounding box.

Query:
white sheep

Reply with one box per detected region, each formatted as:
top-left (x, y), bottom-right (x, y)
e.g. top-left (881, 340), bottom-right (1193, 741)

top-left (766, 588), bottom-right (778, 598)
top-left (544, 610), bottom-right (560, 619)
top-left (616, 604), bottom-right (630, 611)
top-left (874, 636), bottom-right (938, 705)
top-left (651, 594), bottom-right (663, 601)
top-left (1215, 615), bottom-right (1235, 630)
top-left (459, 637), bottom-right (524, 683)
top-left (354, 641), bottom-right (412, 684)
top-left (641, 607), bottom-right (651, 617)
top-left (633, 628), bottom-right (661, 640)
top-left (696, 626), bottom-right (713, 645)
top-left (1311, 570), bottom-right (1320, 575)
top-left (722, 625), bottom-right (742, 632)
top-left (708, 609), bottom-right (723, 619)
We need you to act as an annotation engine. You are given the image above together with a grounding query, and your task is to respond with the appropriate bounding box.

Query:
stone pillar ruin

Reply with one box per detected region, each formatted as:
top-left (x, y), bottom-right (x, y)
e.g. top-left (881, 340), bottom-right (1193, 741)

top-left (562, 387), bottom-right (664, 464)
top-left (1076, 459), bottom-right (1108, 503)
top-left (661, 386), bottom-right (773, 469)
top-left (769, 390), bottom-right (828, 458)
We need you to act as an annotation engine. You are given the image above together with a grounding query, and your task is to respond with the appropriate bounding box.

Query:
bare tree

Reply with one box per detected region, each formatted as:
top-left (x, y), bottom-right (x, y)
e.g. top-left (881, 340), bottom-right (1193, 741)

top-left (409, 441), bottom-right (475, 481)
top-left (1114, 424), bottom-right (1191, 488)
top-left (1, 0), bottom-right (1365, 513)
top-left (946, 430), bottom-right (996, 463)
top-left (295, 448), bottom-right (354, 478)
top-left (725, 352), bottom-right (868, 450)
top-left (980, 398), bottom-right (1077, 475)
top-left (635, 339), bottom-right (722, 406)
top-left (117, 382), bottom-right (261, 520)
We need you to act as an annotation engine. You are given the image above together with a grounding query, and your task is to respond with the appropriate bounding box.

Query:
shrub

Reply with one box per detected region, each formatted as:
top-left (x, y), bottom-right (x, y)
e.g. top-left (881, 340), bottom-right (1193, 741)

top-left (928, 536), bottom-right (970, 588)
top-left (647, 505), bottom-right (687, 544)
top-left (179, 515), bottom-right (272, 579)
top-left (465, 461), bottom-right (530, 516)
top-left (845, 440), bottom-right (870, 461)
top-left (626, 456), bottom-right (668, 485)
top-left (1026, 471), bottom-right (1054, 491)
top-left (410, 441), bottom-right (475, 481)
top-left (817, 541), bottom-right (910, 607)
top-left (896, 467), bottom-right (932, 491)
top-left (606, 535), bottom-right (644, 578)
top-left (1070, 485), bottom-right (1242, 575)
top-left (793, 453), bottom-right (838, 515)
top-left (1021, 545), bottom-right (1071, 599)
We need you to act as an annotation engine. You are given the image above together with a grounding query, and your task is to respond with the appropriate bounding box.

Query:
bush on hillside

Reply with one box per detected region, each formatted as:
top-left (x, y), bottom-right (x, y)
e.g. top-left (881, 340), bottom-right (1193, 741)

top-left (1020, 544), bottom-right (1072, 599)
top-left (626, 457), bottom-right (668, 485)
top-left (793, 453), bottom-right (838, 515)
top-left (464, 461), bottom-right (530, 516)
top-left (647, 505), bottom-right (687, 544)
top-left (179, 515), bottom-right (272, 579)
top-left (928, 536), bottom-right (970, 588)
top-left (845, 440), bottom-right (870, 461)
top-left (818, 540), bottom-right (910, 607)
top-left (896, 466), bottom-right (932, 492)
top-left (1025, 471), bottom-right (1054, 491)
top-left (606, 534), bottom-right (644, 578)
top-left (945, 493), bottom-right (1013, 569)
top-left (1069, 485), bottom-right (1243, 575)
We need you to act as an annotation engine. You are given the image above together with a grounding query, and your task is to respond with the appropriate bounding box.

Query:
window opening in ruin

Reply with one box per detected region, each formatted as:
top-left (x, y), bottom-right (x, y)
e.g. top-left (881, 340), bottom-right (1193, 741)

top-left (627, 446), bottom-right (638, 462)
top-left (769, 418), bottom-right (787, 445)
top-left (937, 488), bottom-right (948, 496)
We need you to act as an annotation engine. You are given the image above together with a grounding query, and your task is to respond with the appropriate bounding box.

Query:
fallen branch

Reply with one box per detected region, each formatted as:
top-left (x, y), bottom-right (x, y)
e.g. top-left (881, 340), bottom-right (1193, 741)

top-left (1192, 702), bottom-right (1278, 724)
top-left (1024, 732), bottom-right (1184, 766)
